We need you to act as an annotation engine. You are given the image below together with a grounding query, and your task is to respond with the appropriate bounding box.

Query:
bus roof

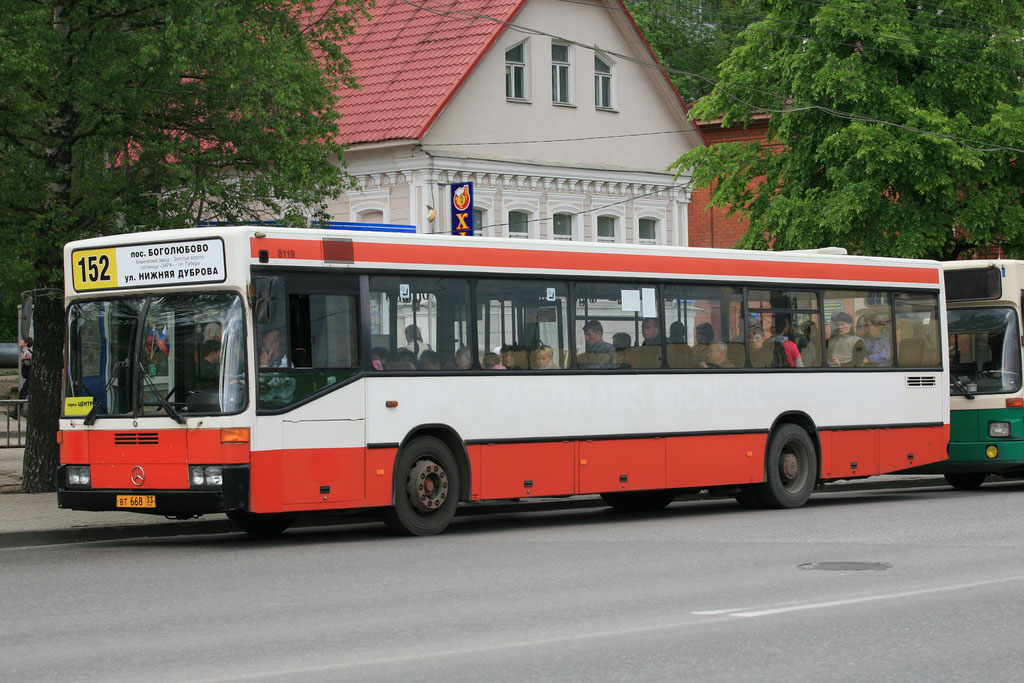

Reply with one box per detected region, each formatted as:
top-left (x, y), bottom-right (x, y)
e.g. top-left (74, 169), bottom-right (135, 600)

top-left (65, 225), bottom-right (943, 297)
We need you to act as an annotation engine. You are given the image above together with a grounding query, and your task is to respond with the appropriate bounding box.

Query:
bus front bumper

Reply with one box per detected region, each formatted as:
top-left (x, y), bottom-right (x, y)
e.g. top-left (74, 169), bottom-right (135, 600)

top-left (57, 464), bottom-right (249, 516)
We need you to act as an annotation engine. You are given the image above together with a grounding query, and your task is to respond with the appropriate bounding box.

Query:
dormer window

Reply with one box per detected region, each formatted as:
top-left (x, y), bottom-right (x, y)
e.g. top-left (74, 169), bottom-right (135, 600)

top-left (551, 42), bottom-right (571, 104)
top-left (506, 42), bottom-right (527, 100)
top-left (595, 55), bottom-right (613, 109)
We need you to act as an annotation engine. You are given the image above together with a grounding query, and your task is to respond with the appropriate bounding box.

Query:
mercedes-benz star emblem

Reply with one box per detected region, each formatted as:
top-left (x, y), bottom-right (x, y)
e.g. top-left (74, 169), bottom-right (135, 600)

top-left (130, 466), bottom-right (146, 486)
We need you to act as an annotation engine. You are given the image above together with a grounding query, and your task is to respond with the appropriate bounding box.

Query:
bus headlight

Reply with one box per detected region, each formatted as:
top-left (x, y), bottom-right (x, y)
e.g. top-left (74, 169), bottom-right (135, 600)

top-left (988, 421), bottom-right (1011, 438)
top-left (189, 466), bottom-right (224, 488)
top-left (66, 465), bottom-right (91, 487)
top-left (986, 445), bottom-right (999, 459)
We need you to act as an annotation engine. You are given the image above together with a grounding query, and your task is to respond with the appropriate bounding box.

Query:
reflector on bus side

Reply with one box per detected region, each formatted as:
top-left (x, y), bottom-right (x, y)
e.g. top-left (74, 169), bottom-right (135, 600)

top-left (220, 428), bottom-right (250, 443)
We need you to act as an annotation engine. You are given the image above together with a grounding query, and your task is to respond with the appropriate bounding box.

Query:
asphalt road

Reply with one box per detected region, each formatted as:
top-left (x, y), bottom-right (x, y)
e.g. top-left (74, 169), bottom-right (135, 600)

top-left (4, 482), bottom-right (1024, 682)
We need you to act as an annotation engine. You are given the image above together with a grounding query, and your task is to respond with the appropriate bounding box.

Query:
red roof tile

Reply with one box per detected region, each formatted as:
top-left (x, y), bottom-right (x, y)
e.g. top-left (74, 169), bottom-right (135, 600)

top-left (331, 0), bottom-right (526, 145)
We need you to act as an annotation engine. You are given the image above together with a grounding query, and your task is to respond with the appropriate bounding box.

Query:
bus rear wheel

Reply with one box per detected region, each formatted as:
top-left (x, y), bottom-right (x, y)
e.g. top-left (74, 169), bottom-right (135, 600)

top-left (227, 511), bottom-right (296, 537)
top-left (382, 436), bottom-right (460, 536)
top-left (944, 472), bottom-right (986, 490)
top-left (748, 424), bottom-right (817, 509)
top-left (600, 490), bottom-right (676, 511)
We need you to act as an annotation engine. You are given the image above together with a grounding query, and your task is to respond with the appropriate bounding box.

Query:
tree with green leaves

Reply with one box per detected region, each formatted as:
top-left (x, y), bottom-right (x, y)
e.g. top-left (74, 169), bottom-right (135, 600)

top-left (671, 0), bottom-right (1024, 260)
top-left (0, 0), bottom-right (368, 491)
top-left (627, 0), bottom-right (748, 101)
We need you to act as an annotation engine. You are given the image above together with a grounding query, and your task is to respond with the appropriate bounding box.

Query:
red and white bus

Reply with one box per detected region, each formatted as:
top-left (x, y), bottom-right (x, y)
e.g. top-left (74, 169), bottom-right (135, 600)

top-left (58, 226), bottom-right (949, 535)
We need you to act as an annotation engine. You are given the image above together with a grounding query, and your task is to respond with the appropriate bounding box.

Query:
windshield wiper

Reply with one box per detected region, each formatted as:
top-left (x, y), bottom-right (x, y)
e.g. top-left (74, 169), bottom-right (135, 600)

top-left (83, 359), bottom-right (127, 426)
top-left (951, 375), bottom-right (976, 400)
top-left (138, 361), bottom-right (186, 424)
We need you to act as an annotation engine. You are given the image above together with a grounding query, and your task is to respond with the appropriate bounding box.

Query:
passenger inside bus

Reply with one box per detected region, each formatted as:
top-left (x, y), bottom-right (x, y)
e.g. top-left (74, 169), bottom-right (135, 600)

top-left (419, 350), bottom-right (442, 370)
top-left (701, 342), bottom-right (735, 368)
top-left (453, 346), bottom-right (472, 370)
top-left (404, 324), bottom-right (431, 357)
top-left (531, 345), bottom-right (556, 369)
top-left (579, 320), bottom-right (616, 368)
top-left (771, 317), bottom-right (804, 368)
top-left (859, 315), bottom-right (892, 366)
top-left (827, 312), bottom-right (864, 368)
top-left (748, 325), bottom-right (773, 368)
top-left (259, 328), bottom-right (290, 368)
top-left (197, 339), bottom-right (221, 389)
top-left (666, 321), bottom-right (691, 367)
top-left (641, 318), bottom-right (662, 346)
top-left (690, 322), bottom-right (715, 366)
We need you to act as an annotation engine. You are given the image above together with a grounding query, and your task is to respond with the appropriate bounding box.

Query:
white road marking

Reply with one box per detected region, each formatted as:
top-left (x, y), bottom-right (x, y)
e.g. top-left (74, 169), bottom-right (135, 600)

top-left (200, 574), bottom-right (1024, 681)
top-left (708, 575), bottom-right (1024, 619)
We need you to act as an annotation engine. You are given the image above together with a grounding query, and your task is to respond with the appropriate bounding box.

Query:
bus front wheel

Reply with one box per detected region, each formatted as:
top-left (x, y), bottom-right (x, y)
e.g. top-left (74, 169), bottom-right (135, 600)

top-left (749, 424), bottom-right (817, 509)
top-left (944, 472), bottom-right (986, 490)
top-left (382, 436), bottom-right (460, 536)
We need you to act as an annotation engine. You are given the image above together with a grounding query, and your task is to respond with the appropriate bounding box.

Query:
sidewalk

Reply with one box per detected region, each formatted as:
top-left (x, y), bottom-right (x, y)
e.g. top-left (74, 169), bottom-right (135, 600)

top-left (0, 447), bottom-right (950, 549)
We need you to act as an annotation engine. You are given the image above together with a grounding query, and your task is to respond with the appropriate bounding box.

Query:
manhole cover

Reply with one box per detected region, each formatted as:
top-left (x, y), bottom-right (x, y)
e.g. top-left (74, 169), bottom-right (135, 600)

top-left (798, 562), bottom-right (891, 571)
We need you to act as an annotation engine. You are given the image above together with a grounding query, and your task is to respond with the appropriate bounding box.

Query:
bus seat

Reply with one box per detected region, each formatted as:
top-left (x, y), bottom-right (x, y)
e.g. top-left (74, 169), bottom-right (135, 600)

top-left (898, 338), bottom-right (925, 366)
top-left (633, 345), bottom-right (662, 369)
top-left (726, 342), bottom-right (745, 368)
top-left (666, 343), bottom-right (692, 368)
top-left (291, 347), bottom-right (311, 368)
top-left (505, 349), bottom-right (529, 370)
top-left (615, 347), bottom-right (639, 368)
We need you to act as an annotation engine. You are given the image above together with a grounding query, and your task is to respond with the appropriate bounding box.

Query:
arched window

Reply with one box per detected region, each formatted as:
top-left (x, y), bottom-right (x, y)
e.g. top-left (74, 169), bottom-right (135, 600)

top-left (357, 209), bottom-right (384, 224)
top-left (638, 218), bottom-right (658, 244)
top-left (508, 210), bottom-right (530, 238)
top-left (552, 213), bottom-right (573, 240)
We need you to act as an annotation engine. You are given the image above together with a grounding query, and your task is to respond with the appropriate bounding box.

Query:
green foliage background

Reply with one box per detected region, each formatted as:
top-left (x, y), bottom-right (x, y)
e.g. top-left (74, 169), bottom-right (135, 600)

top-left (0, 0), bottom-right (369, 489)
top-left (627, 0), bottom-right (747, 102)
top-left (669, 0), bottom-right (1024, 260)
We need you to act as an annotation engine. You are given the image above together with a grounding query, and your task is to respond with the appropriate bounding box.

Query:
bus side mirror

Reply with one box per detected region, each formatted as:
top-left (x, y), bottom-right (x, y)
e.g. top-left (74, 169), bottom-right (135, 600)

top-left (252, 277), bottom-right (280, 324)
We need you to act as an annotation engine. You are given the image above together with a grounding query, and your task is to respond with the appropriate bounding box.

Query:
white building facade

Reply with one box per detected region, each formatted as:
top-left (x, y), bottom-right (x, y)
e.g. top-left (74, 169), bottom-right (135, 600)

top-left (329, 0), bottom-right (704, 246)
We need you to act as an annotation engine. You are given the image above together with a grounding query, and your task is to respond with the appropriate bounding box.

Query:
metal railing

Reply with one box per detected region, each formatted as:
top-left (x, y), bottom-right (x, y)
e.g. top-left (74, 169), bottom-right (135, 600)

top-left (0, 400), bottom-right (27, 447)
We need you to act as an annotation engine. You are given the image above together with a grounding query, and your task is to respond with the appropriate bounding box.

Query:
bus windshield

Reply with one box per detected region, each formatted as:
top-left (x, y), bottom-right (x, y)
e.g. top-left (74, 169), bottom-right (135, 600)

top-left (948, 307), bottom-right (1022, 395)
top-left (66, 292), bottom-right (247, 418)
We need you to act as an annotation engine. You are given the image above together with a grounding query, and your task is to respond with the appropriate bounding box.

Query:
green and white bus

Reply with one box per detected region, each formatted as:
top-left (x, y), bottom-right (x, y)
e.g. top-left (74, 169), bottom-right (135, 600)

top-left (920, 261), bottom-right (1024, 488)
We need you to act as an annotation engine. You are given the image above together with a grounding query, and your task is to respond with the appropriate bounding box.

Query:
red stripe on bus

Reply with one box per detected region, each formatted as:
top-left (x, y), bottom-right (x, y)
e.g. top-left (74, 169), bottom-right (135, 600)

top-left (251, 237), bottom-right (939, 284)
top-left (244, 425), bottom-right (947, 513)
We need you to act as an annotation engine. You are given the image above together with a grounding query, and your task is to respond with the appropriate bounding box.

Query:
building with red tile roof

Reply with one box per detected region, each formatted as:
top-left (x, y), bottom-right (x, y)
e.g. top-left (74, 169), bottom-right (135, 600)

top-left (325, 0), bottom-right (705, 245)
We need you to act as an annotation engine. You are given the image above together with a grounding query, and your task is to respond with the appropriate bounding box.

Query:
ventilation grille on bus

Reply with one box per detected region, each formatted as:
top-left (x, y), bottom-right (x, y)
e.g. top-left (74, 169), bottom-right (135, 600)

top-left (113, 432), bottom-right (159, 445)
top-left (906, 376), bottom-right (937, 388)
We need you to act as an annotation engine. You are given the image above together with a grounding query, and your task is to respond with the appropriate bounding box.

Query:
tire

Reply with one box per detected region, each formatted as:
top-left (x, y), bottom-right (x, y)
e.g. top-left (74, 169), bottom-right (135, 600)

top-left (382, 436), bottom-right (460, 536)
top-left (227, 511), bottom-right (296, 537)
top-left (600, 490), bottom-right (676, 511)
top-left (944, 472), bottom-right (986, 490)
top-left (752, 424), bottom-right (817, 509)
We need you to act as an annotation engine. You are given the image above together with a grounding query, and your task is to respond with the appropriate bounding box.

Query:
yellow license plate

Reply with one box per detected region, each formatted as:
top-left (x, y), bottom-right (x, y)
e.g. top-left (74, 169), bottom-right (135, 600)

top-left (116, 494), bottom-right (156, 509)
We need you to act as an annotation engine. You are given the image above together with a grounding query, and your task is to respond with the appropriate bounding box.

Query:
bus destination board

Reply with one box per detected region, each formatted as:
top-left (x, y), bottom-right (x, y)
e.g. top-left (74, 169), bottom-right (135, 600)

top-left (71, 238), bottom-right (226, 292)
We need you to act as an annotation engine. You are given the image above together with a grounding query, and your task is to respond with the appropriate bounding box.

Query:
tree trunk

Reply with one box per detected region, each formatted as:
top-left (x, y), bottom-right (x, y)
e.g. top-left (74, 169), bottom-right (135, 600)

top-left (21, 292), bottom-right (64, 492)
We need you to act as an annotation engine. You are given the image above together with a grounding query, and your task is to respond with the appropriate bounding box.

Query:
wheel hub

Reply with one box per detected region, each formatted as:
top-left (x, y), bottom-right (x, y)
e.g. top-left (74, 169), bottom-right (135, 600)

top-left (406, 458), bottom-right (449, 513)
top-left (781, 451), bottom-right (800, 481)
